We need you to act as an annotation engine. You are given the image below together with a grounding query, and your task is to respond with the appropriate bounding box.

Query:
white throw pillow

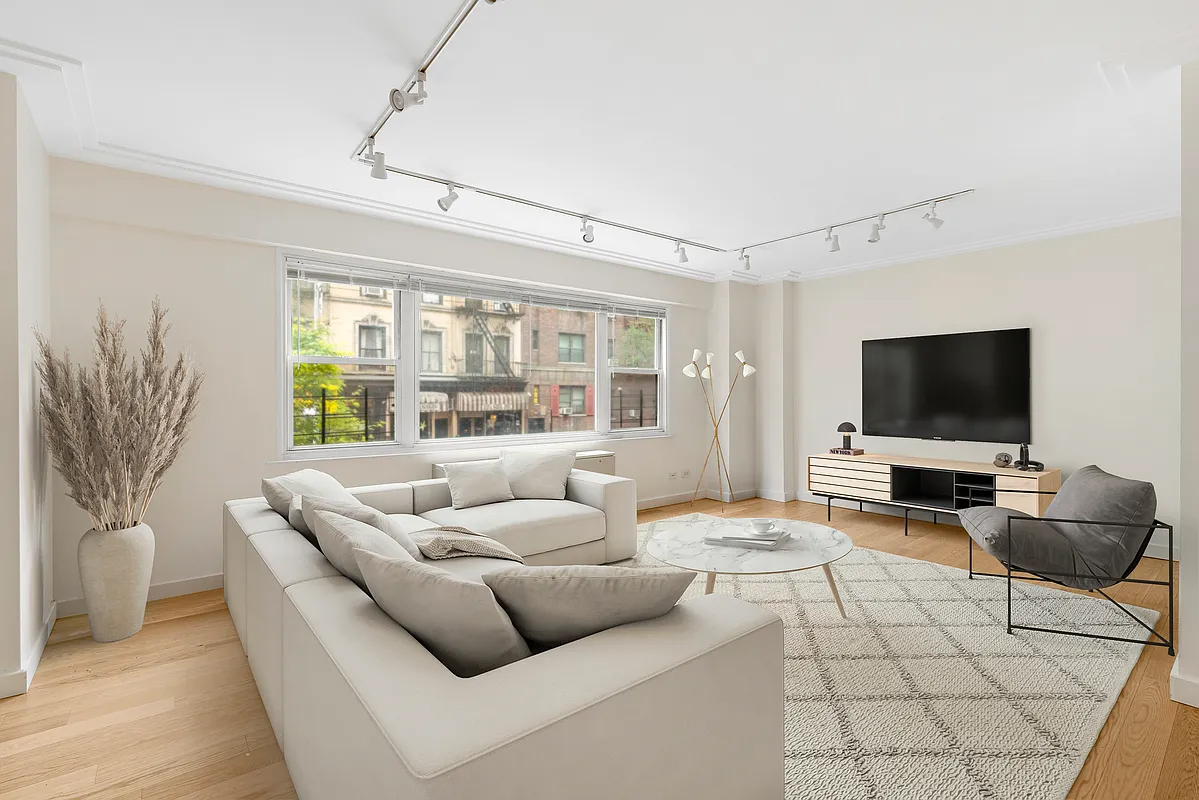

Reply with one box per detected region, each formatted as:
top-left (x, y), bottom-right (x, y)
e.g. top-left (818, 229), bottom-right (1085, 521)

top-left (301, 495), bottom-right (421, 558)
top-left (354, 548), bottom-right (531, 678)
top-left (443, 460), bottom-right (514, 509)
top-left (311, 511), bottom-right (414, 591)
top-left (500, 448), bottom-right (576, 500)
top-left (483, 565), bottom-right (695, 648)
top-left (262, 469), bottom-right (356, 517)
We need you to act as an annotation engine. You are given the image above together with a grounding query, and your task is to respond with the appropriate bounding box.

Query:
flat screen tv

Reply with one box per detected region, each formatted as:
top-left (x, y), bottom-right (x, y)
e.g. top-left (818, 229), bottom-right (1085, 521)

top-left (862, 328), bottom-right (1030, 444)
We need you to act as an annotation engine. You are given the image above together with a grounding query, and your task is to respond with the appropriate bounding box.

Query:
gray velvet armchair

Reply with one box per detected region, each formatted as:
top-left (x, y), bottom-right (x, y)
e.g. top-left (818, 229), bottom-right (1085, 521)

top-left (958, 465), bottom-right (1173, 655)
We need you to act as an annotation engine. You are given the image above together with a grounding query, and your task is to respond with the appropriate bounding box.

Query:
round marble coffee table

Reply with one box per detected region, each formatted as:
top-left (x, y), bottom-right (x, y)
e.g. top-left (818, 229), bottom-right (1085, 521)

top-left (646, 517), bottom-right (854, 617)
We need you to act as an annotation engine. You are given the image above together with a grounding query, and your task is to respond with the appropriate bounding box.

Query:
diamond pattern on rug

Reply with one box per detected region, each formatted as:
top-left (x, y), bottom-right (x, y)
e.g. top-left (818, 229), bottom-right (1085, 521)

top-left (634, 514), bottom-right (1159, 800)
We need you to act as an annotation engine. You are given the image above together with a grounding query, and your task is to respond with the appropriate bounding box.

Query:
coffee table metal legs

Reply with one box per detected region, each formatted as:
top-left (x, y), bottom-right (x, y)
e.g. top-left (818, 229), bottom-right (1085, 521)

top-left (822, 564), bottom-right (847, 618)
top-left (704, 573), bottom-right (717, 594)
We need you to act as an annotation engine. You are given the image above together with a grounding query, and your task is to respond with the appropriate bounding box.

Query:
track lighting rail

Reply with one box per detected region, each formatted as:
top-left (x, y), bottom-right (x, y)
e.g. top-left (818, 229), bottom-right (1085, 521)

top-left (350, 0), bottom-right (976, 265)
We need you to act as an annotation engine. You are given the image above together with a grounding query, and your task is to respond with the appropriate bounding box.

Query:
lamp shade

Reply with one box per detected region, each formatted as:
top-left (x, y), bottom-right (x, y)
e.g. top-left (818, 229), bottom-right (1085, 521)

top-left (682, 363), bottom-right (698, 378)
top-left (705, 352), bottom-right (714, 365)
top-left (837, 422), bottom-right (857, 433)
top-left (734, 350), bottom-right (746, 364)
top-left (692, 349), bottom-right (703, 362)
top-left (700, 365), bottom-right (712, 379)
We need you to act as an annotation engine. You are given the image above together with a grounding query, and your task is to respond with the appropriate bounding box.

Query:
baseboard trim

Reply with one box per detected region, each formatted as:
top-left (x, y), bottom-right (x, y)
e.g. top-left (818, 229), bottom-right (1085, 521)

top-left (637, 488), bottom-right (760, 510)
top-left (1170, 661), bottom-right (1199, 708)
top-left (23, 601), bottom-right (57, 690)
top-left (1144, 541), bottom-right (1179, 562)
top-left (0, 668), bottom-right (29, 699)
top-left (57, 574), bottom-right (224, 618)
top-left (758, 490), bottom-right (797, 503)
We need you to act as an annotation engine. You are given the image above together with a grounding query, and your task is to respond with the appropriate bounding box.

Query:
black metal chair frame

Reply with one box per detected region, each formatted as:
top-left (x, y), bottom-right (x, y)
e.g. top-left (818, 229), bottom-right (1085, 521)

top-left (966, 491), bottom-right (1174, 656)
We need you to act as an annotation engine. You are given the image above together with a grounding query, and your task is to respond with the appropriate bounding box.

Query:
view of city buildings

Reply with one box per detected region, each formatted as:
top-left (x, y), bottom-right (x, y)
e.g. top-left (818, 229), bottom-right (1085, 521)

top-left (288, 278), bottom-right (659, 446)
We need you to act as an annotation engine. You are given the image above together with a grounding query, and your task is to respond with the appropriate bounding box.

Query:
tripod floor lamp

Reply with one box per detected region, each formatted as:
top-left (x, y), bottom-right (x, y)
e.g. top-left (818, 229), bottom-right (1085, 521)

top-left (682, 349), bottom-right (757, 504)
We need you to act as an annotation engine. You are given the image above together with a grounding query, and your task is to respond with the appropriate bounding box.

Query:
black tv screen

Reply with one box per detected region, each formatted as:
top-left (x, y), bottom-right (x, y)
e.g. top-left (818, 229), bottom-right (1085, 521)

top-left (862, 328), bottom-right (1030, 444)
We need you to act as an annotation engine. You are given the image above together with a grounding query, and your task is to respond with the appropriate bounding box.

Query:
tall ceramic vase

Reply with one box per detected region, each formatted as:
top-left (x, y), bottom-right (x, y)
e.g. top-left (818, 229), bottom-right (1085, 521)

top-left (77, 524), bottom-right (155, 643)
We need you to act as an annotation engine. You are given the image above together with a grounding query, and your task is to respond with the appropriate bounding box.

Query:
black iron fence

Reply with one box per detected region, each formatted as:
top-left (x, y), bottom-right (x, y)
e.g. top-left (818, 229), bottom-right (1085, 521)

top-left (611, 389), bottom-right (658, 429)
top-left (294, 388), bottom-right (393, 446)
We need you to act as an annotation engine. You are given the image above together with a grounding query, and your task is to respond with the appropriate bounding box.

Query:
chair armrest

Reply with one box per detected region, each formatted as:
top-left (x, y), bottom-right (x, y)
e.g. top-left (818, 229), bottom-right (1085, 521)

top-left (566, 469), bottom-right (637, 562)
top-left (349, 483), bottom-right (414, 515)
top-left (410, 478), bottom-right (452, 515)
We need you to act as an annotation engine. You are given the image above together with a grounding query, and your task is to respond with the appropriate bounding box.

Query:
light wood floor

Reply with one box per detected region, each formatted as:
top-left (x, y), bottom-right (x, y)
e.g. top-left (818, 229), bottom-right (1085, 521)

top-left (1, 498), bottom-right (1194, 799)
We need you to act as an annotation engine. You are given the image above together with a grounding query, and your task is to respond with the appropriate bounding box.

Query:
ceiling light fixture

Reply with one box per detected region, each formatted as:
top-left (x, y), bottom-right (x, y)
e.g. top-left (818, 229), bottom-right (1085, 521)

top-left (437, 184), bottom-right (459, 212)
top-left (924, 201), bottom-right (944, 230)
top-left (351, 1), bottom-right (973, 267)
top-left (367, 139), bottom-right (387, 180)
top-left (826, 227), bottom-right (840, 253)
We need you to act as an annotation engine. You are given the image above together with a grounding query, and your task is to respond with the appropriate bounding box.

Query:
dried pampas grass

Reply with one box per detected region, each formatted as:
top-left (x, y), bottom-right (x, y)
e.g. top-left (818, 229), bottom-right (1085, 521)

top-left (36, 300), bottom-right (203, 532)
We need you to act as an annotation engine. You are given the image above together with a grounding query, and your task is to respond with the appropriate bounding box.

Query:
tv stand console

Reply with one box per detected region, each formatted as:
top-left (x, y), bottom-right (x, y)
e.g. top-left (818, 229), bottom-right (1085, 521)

top-left (807, 453), bottom-right (1061, 535)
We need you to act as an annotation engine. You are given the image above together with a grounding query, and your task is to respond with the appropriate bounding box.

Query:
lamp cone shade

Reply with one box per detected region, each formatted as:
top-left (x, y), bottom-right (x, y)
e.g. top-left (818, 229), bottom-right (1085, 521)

top-left (682, 363), bottom-right (698, 378)
top-left (692, 348), bottom-right (703, 362)
top-left (734, 350), bottom-right (746, 363)
top-left (700, 365), bottom-right (712, 379)
top-left (705, 352), bottom-right (714, 365)
top-left (742, 363), bottom-right (757, 377)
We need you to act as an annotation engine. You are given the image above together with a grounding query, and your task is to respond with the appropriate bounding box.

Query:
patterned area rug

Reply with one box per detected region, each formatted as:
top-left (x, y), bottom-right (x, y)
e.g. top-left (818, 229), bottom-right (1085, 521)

top-left (633, 514), bottom-right (1158, 800)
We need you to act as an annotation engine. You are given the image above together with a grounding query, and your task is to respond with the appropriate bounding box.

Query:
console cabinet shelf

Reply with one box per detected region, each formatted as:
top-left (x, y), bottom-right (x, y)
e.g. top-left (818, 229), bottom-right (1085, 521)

top-left (807, 453), bottom-right (1061, 520)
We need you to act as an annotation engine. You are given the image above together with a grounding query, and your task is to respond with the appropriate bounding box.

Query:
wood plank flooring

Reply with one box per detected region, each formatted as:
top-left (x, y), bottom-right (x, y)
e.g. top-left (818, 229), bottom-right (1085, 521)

top-left (0, 497), bottom-right (1192, 799)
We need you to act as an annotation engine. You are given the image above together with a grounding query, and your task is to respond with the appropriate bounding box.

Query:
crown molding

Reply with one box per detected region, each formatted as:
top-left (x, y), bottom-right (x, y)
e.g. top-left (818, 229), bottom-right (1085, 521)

top-left (0, 37), bottom-right (1181, 289)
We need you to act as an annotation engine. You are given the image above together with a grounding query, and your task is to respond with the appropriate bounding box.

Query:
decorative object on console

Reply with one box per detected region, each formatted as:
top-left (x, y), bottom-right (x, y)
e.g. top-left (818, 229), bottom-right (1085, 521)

top-left (36, 300), bottom-right (203, 643)
top-left (681, 348), bottom-right (757, 503)
top-left (994, 452), bottom-right (1013, 468)
top-left (1014, 442), bottom-right (1045, 472)
top-left (830, 421), bottom-right (864, 455)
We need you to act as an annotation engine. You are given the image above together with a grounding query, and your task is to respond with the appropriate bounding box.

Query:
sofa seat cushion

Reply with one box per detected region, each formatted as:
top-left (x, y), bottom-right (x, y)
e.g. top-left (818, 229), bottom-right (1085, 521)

top-left (420, 500), bottom-right (605, 557)
top-left (387, 513), bottom-right (441, 537)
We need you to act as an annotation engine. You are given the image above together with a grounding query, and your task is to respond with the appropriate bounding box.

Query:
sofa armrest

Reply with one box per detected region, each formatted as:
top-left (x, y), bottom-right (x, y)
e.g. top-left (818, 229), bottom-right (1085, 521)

top-left (283, 583), bottom-right (782, 799)
top-left (411, 477), bottom-right (452, 515)
top-left (349, 483), bottom-right (414, 515)
top-left (566, 469), bottom-right (637, 561)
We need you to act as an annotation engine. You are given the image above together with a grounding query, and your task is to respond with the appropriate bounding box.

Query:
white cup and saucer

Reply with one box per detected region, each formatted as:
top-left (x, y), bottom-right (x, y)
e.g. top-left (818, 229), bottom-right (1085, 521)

top-left (749, 519), bottom-right (777, 537)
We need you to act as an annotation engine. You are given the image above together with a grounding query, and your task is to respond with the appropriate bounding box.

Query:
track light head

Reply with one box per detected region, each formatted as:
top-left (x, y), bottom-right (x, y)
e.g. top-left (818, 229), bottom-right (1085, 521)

top-left (412, 71), bottom-right (428, 105)
top-left (868, 223), bottom-right (881, 244)
top-left (876, 213), bottom-right (886, 230)
top-left (825, 227), bottom-right (840, 253)
top-left (580, 218), bottom-right (595, 244)
top-left (437, 184), bottom-right (459, 212)
top-left (675, 241), bottom-right (688, 264)
top-left (923, 201), bottom-right (944, 230)
top-left (368, 141), bottom-right (388, 180)
top-left (738, 248), bottom-right (751, 271)
top-left (389, 87), bottom-right (409, 113)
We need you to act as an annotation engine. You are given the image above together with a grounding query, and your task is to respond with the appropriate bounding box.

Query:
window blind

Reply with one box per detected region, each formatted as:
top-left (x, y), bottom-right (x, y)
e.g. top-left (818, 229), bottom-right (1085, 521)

top-left (284, 255), bottom-right (667, 320)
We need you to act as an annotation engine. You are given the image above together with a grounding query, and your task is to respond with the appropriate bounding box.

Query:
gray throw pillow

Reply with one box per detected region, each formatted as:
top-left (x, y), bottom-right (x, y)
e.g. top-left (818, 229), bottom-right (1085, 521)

top-left (310, 511), bottom-right (414, 591)
top-left (500, 448), bottom-right (576, 500)
top-left (1045, 465), bottom-right (1156, 583)
top-left (301, 495), bottom-right (421, 558)
top-left (443, 460), bottom-right (514, 509)
top-left (483, 565), bottom-right (695, 648)
top-left (354, 548), bottom-right (531, 678)
top-left (262, 469), bottom-right (356, 517)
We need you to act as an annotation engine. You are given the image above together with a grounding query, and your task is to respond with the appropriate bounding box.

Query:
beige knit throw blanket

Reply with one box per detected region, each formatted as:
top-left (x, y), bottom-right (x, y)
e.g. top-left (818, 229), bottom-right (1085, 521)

top-left (409, 526), bottom-right (524, 563)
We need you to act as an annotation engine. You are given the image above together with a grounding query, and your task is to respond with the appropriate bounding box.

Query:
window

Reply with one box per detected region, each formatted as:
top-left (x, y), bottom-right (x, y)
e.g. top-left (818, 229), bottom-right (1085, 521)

top-left (608, 314), bottom-right (664, 430)
top-left (358, 324), bottom-right (387, 358)
top-left (421, 331), bottom-right (443, 373)
top-left (559, 386), bottom-right (587, 415)
top-left (286, 277), bottom-right (396, 449)
top-left (283, 260), bottom-right (664, 452)
top-left (559, 333), bottom-right (586, 363)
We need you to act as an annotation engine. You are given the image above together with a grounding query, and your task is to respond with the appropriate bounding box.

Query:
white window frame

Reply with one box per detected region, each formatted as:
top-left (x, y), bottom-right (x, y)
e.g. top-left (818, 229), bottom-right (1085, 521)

top-left (276, 252), bottom-right (669, 458)
top-left (606, 314), bottom-right (666, 432)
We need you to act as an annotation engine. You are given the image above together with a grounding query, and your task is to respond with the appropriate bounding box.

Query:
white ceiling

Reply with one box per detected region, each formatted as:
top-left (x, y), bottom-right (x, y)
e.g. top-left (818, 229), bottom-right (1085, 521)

top-left (2, 1), bottom-right (1197, 281)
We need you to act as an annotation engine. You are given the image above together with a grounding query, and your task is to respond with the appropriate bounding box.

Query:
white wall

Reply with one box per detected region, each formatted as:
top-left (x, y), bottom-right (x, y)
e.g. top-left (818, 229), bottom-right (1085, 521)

top-left (1173, 60), bottom-right (1199, 708)
top-left (48, 159), bottom-right (717, 611)
top-left (0, 72), bottom-right (52, 698)
top-left (755, 281), bottom-right (796, 501)
top-left (705, 281), bottom-right (758, 501)
top-left (796, 219), bottom-right (1182, 556)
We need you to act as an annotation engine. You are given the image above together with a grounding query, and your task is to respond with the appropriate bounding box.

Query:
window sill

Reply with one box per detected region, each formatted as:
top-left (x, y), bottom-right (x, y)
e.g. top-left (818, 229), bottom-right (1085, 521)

top-left (275, 428), bottom-right (672, 462)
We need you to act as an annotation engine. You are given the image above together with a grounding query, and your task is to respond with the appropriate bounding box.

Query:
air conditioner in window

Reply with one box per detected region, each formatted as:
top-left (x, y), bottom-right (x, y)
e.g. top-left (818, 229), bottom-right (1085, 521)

top-left (560, 409), bottom-right (573, 416)
top-left (361, 286), bottom-right (385, 298)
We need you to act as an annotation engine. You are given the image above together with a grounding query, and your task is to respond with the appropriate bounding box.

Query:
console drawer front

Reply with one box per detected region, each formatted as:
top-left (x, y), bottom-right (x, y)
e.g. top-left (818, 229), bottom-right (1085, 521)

top-left (995, 475), bottom-right (1038, 491)
top-left (809, 457), bottom-right (890, 475)
top-left (809, 480), bottom-right (891, 503)
top-left (809, 471), bottom-right (891, 494)
top-left (809, 465), bottom-right (891, 486)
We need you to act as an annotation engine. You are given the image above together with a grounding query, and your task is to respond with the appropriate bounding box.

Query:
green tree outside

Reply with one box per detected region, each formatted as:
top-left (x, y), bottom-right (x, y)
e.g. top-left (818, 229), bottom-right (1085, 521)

top-left (292, 323), bottom-right (382, 446)
top-left (612, 318), bottom-right (656, 368)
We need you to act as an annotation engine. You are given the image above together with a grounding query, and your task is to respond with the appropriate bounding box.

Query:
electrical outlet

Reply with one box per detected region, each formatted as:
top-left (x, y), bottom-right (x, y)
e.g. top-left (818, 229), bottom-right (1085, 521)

top-left (682, 469), bottom-right (692, 478)
top-left (668, 471), bottom-right (678, 480)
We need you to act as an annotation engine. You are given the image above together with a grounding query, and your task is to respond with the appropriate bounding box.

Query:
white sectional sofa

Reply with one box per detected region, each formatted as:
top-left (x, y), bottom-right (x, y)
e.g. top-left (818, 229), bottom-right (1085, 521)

top-left (223, 468), bottom-right (785, 799)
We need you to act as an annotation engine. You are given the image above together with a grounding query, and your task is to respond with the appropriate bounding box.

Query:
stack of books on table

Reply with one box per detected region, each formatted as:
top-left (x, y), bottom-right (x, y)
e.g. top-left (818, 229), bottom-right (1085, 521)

top-left (702, 528), bottom-right (792, 550)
